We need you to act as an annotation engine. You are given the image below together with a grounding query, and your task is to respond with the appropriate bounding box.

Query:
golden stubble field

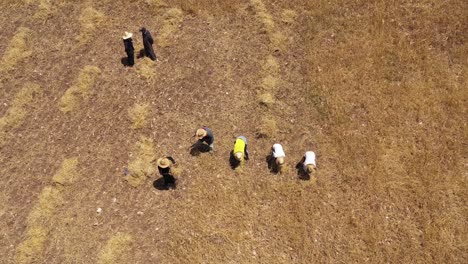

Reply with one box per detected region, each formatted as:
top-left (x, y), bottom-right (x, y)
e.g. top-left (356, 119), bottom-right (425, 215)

top-left (0, 0), bottom-right (466, 263)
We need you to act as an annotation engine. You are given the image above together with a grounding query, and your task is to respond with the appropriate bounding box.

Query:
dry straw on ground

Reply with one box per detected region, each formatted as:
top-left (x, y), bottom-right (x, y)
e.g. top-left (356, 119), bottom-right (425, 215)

top-left (52, 158), bottom-right (80, 186)
top-left (59, 66), bottom-right (101, 113)
top-left (17, 187), bottom-right (62, 264)
top-left (17, 158), bottom-right (79, 263)
top-left (15, 226), bottom-right (48, 264)
top-left (260, 75), bottom-right (278, 91)
top-left (0, 83), bottom-right (41, 146)
top-left (250, 0), bottom-right (274, 33)
top-left (97, 233), bottom-right (133, 264)
top-left (33, 0), bottom-right (57, 20)
top-left (169, 0), bottom-right (244, 15)
top-left (135, 59), bottom-right (157, 82)
top-left (125, 136), bottom-right (157, 187)
top-left (145, 0), bottom-right (168, 13)
top-left (0, 27), bottom-right (32, 73)
top-left (158, 8), bottom-right (184, 47)
top-left (257, 92), bottom-right (275, 106)
top-left (76, 7), bottom-right (105, 45)
top-left (255, 116), bottom-right (277, 138)
top-left (262, 55), bottom-right (280, 75)
top-left (281, 9), bottom-right (297, 24)
top-left (128, 102), bottom-right (151, 129)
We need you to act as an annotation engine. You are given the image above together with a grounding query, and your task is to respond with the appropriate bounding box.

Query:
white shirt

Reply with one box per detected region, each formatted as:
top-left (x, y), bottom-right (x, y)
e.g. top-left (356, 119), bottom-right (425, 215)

top-left (272, 143), bottom-right (285, 158)
top-left (303, 151), bottom-right (316, 170)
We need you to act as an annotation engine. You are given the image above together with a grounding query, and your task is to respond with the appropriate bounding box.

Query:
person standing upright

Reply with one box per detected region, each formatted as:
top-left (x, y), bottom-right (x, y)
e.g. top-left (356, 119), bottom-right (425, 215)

top-left (140, 27), bottom-right (157, 61)
top-left (123, 31), bottom-right (135, 66)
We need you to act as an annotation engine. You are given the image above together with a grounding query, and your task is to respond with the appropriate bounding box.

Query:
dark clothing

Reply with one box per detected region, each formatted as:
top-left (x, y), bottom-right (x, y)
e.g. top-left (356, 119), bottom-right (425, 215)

top-left (244, 144), bottom-right (250, 160)
top-left (141, 30), bottom-right (156, 61)
top-left (158, 156), bottom-right (176, 175)
top-left (162, 173), bottom-right (176, 189)
top-left (123, 38), bottom-right (135, 66)
top-left (198, 126), bottom-right (214, 145)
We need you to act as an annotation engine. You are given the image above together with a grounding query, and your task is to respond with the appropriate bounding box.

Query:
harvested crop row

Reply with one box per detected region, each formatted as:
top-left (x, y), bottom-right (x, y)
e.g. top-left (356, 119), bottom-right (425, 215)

top-left (16, 158), bottom-right (79, 264)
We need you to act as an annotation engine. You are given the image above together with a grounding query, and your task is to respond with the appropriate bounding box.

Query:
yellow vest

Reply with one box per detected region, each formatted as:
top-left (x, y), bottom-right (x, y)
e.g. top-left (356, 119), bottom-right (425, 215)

top-left (233, 138), bottom-right (245, 154)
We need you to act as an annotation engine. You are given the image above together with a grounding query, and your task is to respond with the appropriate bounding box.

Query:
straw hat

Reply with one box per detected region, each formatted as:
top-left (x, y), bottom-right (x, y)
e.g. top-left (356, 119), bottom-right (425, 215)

top-left (157, 158), bottom-right (172, 168)
top-left (276, 157), bottom-right (285, 166)
top-left (234, 152), bottom-right (243, 161)
top-left (306, 164), bottom-right (316, 173)
top-left (122, 31), bottom-right (133, 40)
top-left (195, 128), bottom-right (207, 139)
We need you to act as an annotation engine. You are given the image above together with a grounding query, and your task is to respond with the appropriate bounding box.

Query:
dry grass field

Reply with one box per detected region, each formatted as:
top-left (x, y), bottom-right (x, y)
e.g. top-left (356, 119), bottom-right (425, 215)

top-left (0, 0), bottom-right (466, 263)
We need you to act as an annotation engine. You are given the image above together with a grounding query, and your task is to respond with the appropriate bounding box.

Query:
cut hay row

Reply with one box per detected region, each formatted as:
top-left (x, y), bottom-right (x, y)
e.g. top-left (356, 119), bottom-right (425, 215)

top-left (158, 7), bottom-right (184, 47)
top-left (124, 136), bottom-right (157, 187)
top-left (250, 0), bottom-right (275, 34)
top-left (97, 233), bottom-right (133, 264)
top-left (135, 58), bottom-right (158, 82)
top-left (128, 102), bottom-right (151, 129)
top-left (0, 83), bottom-right (42, 147)
top-left (0, 27), bottom-right (33, 73)
top-left (24, 0), bottom-right (57, 20)
top-left (58, 65), bottom-right (101, 113)
top-left (250, 1), bottom-right (289, 139)
top-left (16, 158), bottom-right (79, 264)
top-left (76, 6), bottom-right (105, 45)
top-left (145, 0), bottom-right (168, 13)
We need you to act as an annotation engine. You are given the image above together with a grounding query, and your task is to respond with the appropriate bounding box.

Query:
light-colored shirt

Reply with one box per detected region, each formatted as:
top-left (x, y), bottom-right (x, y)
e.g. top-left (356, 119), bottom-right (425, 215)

top-left (272, 143), bottom-right (285, 158)
top-left (303, 151), bottom-right (316, 170)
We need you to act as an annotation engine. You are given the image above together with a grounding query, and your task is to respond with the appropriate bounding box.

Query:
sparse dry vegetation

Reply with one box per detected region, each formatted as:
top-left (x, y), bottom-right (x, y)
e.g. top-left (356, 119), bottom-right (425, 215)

top-left (52, 158), bottom-right (79, 186)
top-left (158, 8), bottom-right (184, 47)
top-left (257, 92), bottom-right (275, 106)
top-left (33, 0), bottom-right (57, 20)
top-left (0, 83), bottom-right (41, 146)
top-left (124, 136), bottom-right (156, 187)
top-left (128, 102), bottom-right (151, 129)
top-left (0, 27), bottom-right (32, 73)
top-left (97, 233), bottom-right (133, 264)
top-left (135, 58), bottom-right (157, 82)
top-left (16, 158), bottom-right (79, 263)
top-left (76, 7), bottom-right (105, 45)
top-left (59, 66), bottom-right (101, 113)
top-left (255, 116), bottom-right (277, 138)
top-left (1, 0), bottom-right (466, 263)
top-left (16, 227), bottom-right (48, 264)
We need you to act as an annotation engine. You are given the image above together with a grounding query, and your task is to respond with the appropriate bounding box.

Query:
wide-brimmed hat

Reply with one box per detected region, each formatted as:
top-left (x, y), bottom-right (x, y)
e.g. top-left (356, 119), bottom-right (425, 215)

top-left (306, 164), bottom-right (316, 173)
top-left (122, 31), bottom-right (133, 39)
top-left (195, 128), bottom-right (207, 139)
top-left (234, 152), bottom-right (243, 161)
top-left (157, 158), bottom-right (172, 168)
top-left (276, 157), bottom-right (285, 165)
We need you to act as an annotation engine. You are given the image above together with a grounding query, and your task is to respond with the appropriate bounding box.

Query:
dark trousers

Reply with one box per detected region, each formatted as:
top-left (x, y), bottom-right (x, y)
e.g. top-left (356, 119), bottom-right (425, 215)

top-left (162, 173), bottom-right (176, 189)
top-left (127, 52), bottom-right (135, 66)
top-left (145, 46), bottom-right (157, 61)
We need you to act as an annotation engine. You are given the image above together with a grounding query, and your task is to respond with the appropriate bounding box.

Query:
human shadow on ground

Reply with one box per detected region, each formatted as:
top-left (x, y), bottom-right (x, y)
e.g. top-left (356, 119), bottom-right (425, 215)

top-left (295, 161), bottom-right (310, 180)
top-left (137, 49), bottom-right (145, 59)
top-left (121, 57), bottom-right (132, 67)
top-left (189, 142), bottom-right (211, 156)
top-left (266, 154), bottom-right (281, 174)
top-left (153, 175), bottom-right (176, 190)
top-left (229, 151), bottom-right (241, 170)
